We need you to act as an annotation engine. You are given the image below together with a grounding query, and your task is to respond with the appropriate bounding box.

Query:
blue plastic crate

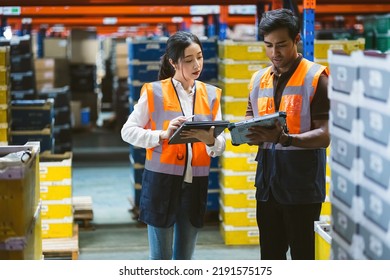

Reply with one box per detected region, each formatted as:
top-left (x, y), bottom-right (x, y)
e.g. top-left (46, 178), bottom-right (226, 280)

top-left (207, 190), bottom-right (220, 211)
top-left (128, 80), bottom-right (143, 101)
top-left (128, 61), bottom-right (160, 82)
top-left (127, 39), bottom-right (167, 62)
top-left (201, 39), bottom-right (218, 61)
top-left (130, 146), bottom-right (146, 165)
top-left (199, 60), bottom-right (218, 82)
top-left (134, 166), bottom-right (144, 184)
top-left (210, 156), bottom-right (220, 168)
top-left (11, 99), bottom-right (54, 130)
top-left (10, 128), bottom-right (54, 153)
top-left (208, 170), bottom-right (220, 190)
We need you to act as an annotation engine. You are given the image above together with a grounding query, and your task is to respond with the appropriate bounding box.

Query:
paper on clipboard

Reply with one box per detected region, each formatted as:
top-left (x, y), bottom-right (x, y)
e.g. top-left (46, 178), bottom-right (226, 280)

top-left (228, 111), bottom-right (287, 146)
top-left (168, 120), bottom-right (230, 144)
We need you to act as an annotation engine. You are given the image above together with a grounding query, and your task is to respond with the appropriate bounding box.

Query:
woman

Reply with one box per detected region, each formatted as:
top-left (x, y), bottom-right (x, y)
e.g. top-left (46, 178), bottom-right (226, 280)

top-left (121, 31), bottom-right (225, 260)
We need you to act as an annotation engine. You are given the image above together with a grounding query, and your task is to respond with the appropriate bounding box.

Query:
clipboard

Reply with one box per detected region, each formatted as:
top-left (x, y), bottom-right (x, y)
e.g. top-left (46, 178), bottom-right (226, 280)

top-left (168, 121), bottom-right (230, 144)
top-left (228, 111), bottom-right (287, 146)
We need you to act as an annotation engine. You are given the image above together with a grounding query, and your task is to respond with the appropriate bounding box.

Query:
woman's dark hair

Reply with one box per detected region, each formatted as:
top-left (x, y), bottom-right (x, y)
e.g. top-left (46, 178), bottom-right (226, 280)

top-left (259, 8), bottom-right (300, 41)
top-left (158, 31), bottom-right (203, 80)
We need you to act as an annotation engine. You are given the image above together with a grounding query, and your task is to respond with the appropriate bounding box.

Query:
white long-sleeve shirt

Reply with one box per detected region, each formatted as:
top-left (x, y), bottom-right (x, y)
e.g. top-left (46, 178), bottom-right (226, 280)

top-left (121, 78), bottom-right (226, 183)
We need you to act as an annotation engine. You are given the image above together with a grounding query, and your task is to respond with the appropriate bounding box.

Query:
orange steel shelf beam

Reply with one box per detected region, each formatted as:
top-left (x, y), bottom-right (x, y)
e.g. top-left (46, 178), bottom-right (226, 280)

top-left (1, 0), bottom-right (263, 6)
top-left (298, 4), bottom-right (390, 14)
top-left (7, 17), bottom-right (184, 25)
top-left (7, 15), bottom-right (255, 26)
top-left (18, 6), bottom-right (191, 16)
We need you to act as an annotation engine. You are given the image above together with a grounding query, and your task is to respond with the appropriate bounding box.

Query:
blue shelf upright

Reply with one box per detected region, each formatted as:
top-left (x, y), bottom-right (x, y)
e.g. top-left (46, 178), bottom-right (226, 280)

top-left (302, 0), bottom-right (316, 61)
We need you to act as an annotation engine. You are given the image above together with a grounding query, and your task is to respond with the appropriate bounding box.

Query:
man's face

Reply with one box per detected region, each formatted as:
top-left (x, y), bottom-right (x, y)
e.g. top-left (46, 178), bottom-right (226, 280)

top-left (263, 28), bottom-right (299, 73)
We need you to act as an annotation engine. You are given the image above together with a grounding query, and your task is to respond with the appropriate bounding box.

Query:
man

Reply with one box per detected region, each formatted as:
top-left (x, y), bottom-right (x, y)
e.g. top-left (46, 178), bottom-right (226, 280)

top-left (245, 8), bottom-right (330, 260)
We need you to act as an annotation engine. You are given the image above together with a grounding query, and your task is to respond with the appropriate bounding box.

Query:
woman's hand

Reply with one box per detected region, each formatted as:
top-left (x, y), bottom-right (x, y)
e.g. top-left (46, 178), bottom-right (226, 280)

top-left (180, 126), bottom-right (215, 146)
top-left (159, 116), bottom-right (188, 140)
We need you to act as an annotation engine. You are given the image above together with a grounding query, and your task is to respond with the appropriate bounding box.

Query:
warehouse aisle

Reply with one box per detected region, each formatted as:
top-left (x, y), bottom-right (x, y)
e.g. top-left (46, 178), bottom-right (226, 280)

top-left (71, 125), bottom-right (260, 260)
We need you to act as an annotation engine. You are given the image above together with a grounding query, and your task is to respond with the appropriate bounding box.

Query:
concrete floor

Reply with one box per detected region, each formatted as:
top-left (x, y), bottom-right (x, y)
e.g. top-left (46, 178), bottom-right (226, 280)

top-left (71, 125), bottom-right (260, 260)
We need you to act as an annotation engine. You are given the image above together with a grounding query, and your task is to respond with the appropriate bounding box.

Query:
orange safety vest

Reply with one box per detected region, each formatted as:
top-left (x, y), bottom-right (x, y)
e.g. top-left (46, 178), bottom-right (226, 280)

top-left (249, 58), bottom-right (328, 149)
top-left (142, 78), bottom-right (221, 177)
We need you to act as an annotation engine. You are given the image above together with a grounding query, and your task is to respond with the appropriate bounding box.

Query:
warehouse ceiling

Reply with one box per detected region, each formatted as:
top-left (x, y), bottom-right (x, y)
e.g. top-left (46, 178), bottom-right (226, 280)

top-left (2, 0), bottom-right (389, 35)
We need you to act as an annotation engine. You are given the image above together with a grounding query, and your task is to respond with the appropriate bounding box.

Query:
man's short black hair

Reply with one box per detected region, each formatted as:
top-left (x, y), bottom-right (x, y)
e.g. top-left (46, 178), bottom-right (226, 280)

top-left (259, 8), bottom-right (300, 41)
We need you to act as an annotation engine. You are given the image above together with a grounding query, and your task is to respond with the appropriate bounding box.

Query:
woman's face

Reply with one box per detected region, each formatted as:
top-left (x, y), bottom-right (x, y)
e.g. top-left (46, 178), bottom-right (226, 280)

top-left (173, 42), bottom-right (203, 83)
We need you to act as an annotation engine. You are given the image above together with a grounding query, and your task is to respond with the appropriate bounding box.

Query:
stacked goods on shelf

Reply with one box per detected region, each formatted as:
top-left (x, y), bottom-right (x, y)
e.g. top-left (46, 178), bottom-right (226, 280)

top-left (314, 221), bottom-right (332, 260)
top-left (0, 35), bottom-right (36, 101)
top-left (39, 151), bottom-right (73, 239)
top-left (34, 58), bottom-right (69, 93)
top-left (0, 142), bottom-right (42, 260)
top-left (43, 37), bottom-right (68, 60)
top-left (112, 39), bottom-right (130, 130)
top-left (313, 39), bottom-right (365, 68)
top-left (198, 37), bottom-right (218, 85)
top-left (10, 99), bottom-right (54, 153)
top-left (362, 14), bottom-right (390, 52)
top-left (322, 147), bottom-right (332, 221)
top-left (207, 156), bottom-right (221, 215)
top-left (68, 29), bottom-right (99, 128)
top-left (126, 38), bottom-right (166, 213)
top-left (38, 87), bottom-right (72, 153)
top-left (217, 40), bottom-right (270, 245)
top-left (0, 46), bottom-right (10, 146)
top-left (328, 50), bottom-right (390, 260)
top-left (100, 39), bottom-right (114, 110)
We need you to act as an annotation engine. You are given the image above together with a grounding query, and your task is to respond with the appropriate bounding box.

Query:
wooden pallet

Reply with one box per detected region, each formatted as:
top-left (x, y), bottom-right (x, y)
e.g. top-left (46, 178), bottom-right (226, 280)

top-left (42, 224), bottom-right (79, 260)
top-left (73, 196), bottom-right (94, 230)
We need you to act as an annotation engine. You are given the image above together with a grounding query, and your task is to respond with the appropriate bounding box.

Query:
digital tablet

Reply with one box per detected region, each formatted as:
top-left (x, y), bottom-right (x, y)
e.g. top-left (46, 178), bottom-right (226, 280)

top-left (168, 121), bottom-right (230, 144)
top-left (228, 111), bottom-right (287, 146)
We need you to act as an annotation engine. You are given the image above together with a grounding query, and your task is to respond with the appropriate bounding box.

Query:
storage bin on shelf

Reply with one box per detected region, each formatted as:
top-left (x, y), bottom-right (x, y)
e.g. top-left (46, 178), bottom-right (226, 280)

top-left (314, 221), bottom-right (331, 260)
top-left (0, 142), bottom-right (41, 259)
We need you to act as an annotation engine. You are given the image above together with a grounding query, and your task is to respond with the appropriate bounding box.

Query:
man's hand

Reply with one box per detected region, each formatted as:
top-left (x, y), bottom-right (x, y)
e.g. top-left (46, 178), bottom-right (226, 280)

top-left (246, 120), bottom-right (284, 146)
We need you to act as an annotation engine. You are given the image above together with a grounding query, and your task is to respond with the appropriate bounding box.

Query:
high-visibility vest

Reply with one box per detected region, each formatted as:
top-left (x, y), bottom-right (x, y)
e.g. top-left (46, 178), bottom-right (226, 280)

top-left (249, 58), bottom-right (328, 150)
top-left (143, 78), bottom-right (221, 176)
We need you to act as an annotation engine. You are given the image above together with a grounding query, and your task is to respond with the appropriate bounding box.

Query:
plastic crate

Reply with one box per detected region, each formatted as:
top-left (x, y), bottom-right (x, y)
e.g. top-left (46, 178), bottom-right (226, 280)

top-left (219, 78), bottom-right (251, 98)
top-left (314, 221), bottom-right (331, 260)
top-left (0, 203), bottom-right (42, 260)
top-left (219, 60), bottom-right (269, 79)
top-left (218, 41), bottom-right (268, 61)
top-left (0, 46), bottom-right (10, 67)
top-left (0, 142), bottom-right (40, 241)
top-left (314, 39), bottom-right (365, 59)
top-left (0, 86), bottom-right (10, 105)
top-left (220, 223), bottom-right (259, 245)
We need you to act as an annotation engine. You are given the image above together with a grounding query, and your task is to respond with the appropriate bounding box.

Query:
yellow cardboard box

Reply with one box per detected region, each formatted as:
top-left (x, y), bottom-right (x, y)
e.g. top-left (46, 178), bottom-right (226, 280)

top-left (219, 202), bottom-right (257, 227)
top-left (39, 152), bottom-right (72, 182)
top-left (41, 198), bottom-right (73, 219)
top-left (314, 221), bottom-right (331, 260)
top-left (220, 223), bottom-right (259, 245)
top-left (220, 187), bottom-right (256, 208)
top-left (41, 217), bottom-right (73, 238)
top-left (221, 151), bottom-right (257, 172)
top-left (40, 179), bottom-right (72, 200)
top-left (220, 169), bottom-right (256, 190)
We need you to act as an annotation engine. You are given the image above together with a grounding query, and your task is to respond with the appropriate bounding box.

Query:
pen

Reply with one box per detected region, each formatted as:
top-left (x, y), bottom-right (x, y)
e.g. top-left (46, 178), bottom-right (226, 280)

top-left (185, 115), bottom-right (195, 120)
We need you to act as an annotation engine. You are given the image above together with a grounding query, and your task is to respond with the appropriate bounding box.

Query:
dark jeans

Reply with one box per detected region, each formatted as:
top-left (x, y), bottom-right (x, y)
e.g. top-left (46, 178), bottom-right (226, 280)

top-left (256, 191), bottom-right (322, 260)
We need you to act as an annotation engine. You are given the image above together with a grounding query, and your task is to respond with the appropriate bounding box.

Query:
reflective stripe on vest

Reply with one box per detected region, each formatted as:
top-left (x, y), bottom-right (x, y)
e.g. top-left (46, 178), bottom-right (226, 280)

top-left (144, 78), bottom-right (220, 176)
top-left (249, 59), bottom-right (327, 150)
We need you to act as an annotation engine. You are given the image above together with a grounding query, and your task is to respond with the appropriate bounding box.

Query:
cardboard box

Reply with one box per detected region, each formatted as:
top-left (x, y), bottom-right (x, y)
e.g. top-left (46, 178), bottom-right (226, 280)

top-left (68, 39), bottom-right (98, 65)
top-left (44, 38), bottom-right (67, 59)
top-left (39, 151), bottom-right (72, 182)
